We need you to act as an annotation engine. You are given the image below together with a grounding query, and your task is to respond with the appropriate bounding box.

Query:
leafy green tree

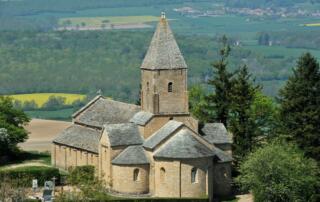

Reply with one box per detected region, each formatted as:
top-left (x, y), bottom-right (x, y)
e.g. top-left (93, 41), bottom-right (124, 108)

top-left (251, 92), bottom-right (278, 140)
top-left (42, 96), bottom-right (67, 111)
top-left (22, 100), bottom-right (38, 111)
top-left (188, 85), bottom-right (208, 123)
top-left (258, 32), bottom-right (270, 46)
top-left (204, 35), bottom-right (235, 127)
top-left (0, 96), bottom-right (29, 156)
top-left (236, 142), bottom-right (319, 202)
top-left (230, 65), bottom-right (260, 163)
top-left (12, 100), bottom-right (23, 109)
top-left (279, 53), bottom-right (320, 161)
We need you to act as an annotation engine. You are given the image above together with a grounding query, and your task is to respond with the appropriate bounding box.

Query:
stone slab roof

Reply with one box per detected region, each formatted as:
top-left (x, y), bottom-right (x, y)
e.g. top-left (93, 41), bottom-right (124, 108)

top-left (201, 123), bottom-right (232, 144)
top-left (130, 111), bottom-right (154, 126)
top-left (140, 18), bottom-right (187, 70)
top-left (53, 124), bottom-right (101, 153)
top-left (154, 128), bottom-right (214, 159)
top-left (104, 123), bottom-right (143, 147)
top-left (213, 147), bottom-right (233, 163)
top-left (73, 96), bottom-right (140, 128)
top-left (143, 120), bottom-right (183, 149)
top-left (112, 145), bottom-right (150, 165)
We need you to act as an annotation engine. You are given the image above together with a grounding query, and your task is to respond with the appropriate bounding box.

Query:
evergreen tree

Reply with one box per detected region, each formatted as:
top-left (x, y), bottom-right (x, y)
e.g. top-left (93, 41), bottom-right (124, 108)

top-left (230, 65), bottom-right (260, 163)
top-left (279, 53), bottom-right (320, 161)
top-left (205, 36), bottom-right (235, 127)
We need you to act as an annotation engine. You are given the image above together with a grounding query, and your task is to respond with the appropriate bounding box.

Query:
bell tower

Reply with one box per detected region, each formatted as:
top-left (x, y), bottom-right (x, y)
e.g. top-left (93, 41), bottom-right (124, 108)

top-left (140, 13), bottom-right (189, 115)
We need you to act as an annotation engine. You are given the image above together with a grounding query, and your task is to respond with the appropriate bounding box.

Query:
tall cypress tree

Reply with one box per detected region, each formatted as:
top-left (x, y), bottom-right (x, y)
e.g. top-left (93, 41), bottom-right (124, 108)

top-left (205, 36), bottom-right (235, 127)
top-left (279, 53), bottom-right (320, 161)
top-left (230, 65), bottom-right (260, 163)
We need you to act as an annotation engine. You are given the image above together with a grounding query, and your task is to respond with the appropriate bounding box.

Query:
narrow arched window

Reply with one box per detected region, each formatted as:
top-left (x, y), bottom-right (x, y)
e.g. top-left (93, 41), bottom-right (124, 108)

top-left (160, 167), bottom-right (166, 182)
top-left (133, 168), bottom-right (140, 181)
top-left (147, 82), bottom-right (149, 91)
top-left (168, 82), bottom-right (173, 92)
top-left (191, 167), bottom-right (198, 183)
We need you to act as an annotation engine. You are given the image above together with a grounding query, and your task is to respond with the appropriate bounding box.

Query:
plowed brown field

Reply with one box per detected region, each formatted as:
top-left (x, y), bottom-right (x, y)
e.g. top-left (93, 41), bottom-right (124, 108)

top-left (19, 119), bottom-right (71, 152)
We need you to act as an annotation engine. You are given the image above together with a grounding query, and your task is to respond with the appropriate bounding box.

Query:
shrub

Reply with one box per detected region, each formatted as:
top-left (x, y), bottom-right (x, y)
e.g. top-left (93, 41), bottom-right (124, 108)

top-left (236, 142), bottom-right (319, 202)
top-left (42, 95), bottom-right (67, 111)
top-left (0, 166), bottom-right (60, 187)
top-left (68, 165), bottom-right (95, 185)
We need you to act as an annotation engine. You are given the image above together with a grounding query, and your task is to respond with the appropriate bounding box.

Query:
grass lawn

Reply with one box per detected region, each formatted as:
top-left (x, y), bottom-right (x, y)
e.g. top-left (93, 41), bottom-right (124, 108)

top-left (58, 15), bottom-right (159, 27)
top-left (0, 151), bottom-right (51, 170)
top-left (8, 93), bottom-right (85, 107)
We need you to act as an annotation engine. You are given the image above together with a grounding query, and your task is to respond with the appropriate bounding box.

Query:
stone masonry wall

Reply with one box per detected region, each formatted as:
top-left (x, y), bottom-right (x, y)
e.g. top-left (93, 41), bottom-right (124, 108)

top-left (141, 69), bottom-right (188, 114)
top-left (52, 143), bottom-right (98, 171)
top-left (153, 158), bottom-right (211, 198)
top-left (112, 164), bottom-right (149, 194)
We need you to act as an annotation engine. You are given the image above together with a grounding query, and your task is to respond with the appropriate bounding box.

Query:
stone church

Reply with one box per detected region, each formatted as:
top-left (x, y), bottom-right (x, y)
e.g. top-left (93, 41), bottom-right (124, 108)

top-left (52, 13), bottom-right (233, 198)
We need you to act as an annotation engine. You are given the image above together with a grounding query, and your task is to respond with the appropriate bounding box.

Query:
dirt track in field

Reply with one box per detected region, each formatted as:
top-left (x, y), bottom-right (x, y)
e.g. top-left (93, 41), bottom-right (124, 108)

top-left (19, 119), bottom-right (71, 152)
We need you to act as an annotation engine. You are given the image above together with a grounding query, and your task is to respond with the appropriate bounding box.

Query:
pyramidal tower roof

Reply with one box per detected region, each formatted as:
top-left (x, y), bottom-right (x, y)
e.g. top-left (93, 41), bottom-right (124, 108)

top-left (140, 12), bottom-right (187, 70)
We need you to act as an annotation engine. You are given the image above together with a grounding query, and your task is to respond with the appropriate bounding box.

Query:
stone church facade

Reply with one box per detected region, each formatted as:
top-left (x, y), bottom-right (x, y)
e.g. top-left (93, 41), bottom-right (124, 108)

top-left (52, 14), bottom-right (233, 198)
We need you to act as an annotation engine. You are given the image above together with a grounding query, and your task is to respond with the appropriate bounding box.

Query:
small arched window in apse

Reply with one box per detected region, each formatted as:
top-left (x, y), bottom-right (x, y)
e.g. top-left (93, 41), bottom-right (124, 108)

top-left (168, 82), bottom-right (173, 92)
top-left (133, 168), bottom-right (140, 181)
top-left (191, 167), bottom-right (198, 183)
top-left (160, 167), bottom-right (166, 182)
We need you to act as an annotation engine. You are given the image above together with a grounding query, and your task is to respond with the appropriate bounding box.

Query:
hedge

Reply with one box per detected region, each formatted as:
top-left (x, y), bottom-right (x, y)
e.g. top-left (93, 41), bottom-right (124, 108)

top-left (0, 166), bottom-right (60, 187)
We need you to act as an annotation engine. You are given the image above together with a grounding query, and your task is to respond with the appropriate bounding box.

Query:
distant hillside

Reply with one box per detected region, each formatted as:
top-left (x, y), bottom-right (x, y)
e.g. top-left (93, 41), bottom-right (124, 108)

top-left (0, 30), bottom-right (308, 102)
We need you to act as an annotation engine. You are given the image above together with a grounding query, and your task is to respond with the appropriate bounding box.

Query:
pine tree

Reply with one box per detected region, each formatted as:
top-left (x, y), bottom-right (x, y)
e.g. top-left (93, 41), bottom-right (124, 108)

top-left (205, 36), bottom-right (235, 127)
top-left (279, 53), bottom-right (320, 161)
top-left (230, 65), bottom-right (260, 163)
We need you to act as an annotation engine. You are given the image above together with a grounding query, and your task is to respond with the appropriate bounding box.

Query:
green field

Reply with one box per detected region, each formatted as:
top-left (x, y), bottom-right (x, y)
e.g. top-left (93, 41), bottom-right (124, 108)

top-left (25, 108), bottom-right (74, 121)
top-left (59, 15), bottom-right (159, 27)
top-left (8, 93), bottom-right (85, 107)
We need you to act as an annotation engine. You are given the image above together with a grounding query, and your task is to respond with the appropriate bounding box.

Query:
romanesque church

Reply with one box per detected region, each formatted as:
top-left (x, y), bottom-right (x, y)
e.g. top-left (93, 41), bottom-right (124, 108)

top-left (52, 13), bottom-right (233, 198)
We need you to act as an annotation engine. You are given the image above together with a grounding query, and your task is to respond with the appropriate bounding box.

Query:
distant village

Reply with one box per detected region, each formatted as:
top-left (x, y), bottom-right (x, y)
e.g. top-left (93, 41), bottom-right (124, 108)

top-left (173, 6), bottom-right (320, 18)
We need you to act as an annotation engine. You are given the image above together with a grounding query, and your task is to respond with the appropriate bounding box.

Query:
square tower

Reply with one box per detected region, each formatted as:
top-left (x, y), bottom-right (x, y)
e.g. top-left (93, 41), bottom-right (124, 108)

top-left (140, 14), bottom-right (189, 115)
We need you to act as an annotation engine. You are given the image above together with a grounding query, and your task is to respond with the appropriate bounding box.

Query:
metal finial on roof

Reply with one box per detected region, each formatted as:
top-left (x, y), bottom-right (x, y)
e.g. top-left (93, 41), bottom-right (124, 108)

top-left (161, 12), bottom-right (166, 19)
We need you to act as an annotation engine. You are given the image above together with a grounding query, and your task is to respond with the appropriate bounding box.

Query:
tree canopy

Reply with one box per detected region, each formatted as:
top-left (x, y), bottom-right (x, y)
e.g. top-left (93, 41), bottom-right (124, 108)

top-left (0, 96), bottom-right (30, 156)
top-left (279, 52), bottom-right (320, 161)
top-left (236, 142), bottom-right (319, 202)
top-left (229, 65), bottom-right (260, 164)
top-left (204, 36), bottom-right (235, 127)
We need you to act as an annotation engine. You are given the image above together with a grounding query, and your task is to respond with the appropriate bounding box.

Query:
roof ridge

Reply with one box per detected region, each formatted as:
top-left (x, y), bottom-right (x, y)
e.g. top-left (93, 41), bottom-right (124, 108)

top-left (112, 145), bottom-right (150, 165)
top-left (143, 120), bottom-right (184, 150)
top-left (72, 95), bottom-right (103, 118)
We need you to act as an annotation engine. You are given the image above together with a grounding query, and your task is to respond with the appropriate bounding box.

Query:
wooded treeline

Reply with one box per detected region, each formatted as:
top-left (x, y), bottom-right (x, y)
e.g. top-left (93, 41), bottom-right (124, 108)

top-left (0, 30), bottom-right (297, 102)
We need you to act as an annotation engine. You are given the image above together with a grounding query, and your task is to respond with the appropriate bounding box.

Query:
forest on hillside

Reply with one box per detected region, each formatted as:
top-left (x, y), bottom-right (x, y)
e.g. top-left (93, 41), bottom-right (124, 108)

top-left (0, 30), bottom-right (306, 102)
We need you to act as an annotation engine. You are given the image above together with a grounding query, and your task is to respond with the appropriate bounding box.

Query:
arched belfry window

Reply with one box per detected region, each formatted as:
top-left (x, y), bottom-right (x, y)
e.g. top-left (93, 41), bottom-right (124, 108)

top-left (133, 168), bottom-right (140, 181)
top-left (191, 167), bottom-right (198, 183)
top-left (160, 167), bottom-right (166, 182)
top-left (168, 82), bottom-right (173, 92)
